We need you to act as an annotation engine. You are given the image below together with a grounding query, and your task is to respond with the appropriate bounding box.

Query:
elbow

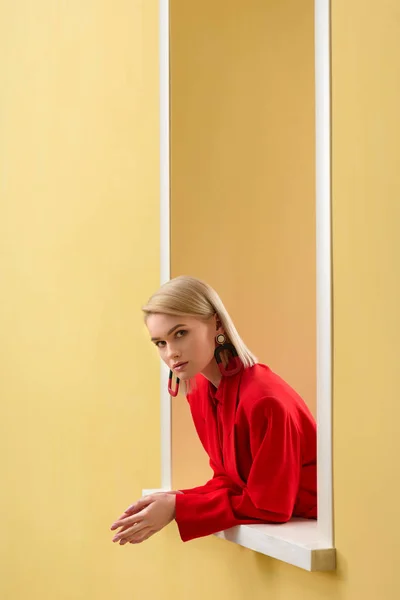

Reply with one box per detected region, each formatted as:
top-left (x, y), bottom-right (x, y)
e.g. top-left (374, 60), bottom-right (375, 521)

top-left (250, 492), bottom-right (295, 523)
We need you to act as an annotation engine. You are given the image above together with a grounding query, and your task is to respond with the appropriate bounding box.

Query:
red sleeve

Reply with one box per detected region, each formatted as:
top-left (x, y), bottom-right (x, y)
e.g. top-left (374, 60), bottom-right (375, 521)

top-left (175, 398), bottom-right (301, 541)
top-left (178, 459), bottom-right (238, 495)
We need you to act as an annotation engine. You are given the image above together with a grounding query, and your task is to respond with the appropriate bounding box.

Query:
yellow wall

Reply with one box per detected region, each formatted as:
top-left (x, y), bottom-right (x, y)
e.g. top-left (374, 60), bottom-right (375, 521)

top-left (0, 1), bottom-right (167, 598)
top-left (331, 0), bottom-right (400, 596)
top-left (1, 1), bottom-right (399, 599)
top-left (170, 0), bottom-right (317, 490)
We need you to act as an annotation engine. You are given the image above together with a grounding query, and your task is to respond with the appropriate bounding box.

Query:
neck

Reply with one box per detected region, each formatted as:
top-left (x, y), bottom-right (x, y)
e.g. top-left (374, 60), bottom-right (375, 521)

top-left (200, 359), bottom-right (222, 389)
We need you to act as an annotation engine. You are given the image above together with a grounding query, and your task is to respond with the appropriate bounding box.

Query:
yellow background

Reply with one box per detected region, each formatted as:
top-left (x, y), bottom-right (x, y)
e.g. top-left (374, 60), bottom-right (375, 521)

top-left (170, 0), bottom-right (317, 490)
top-left (1, 1), bottom-right (399, 599)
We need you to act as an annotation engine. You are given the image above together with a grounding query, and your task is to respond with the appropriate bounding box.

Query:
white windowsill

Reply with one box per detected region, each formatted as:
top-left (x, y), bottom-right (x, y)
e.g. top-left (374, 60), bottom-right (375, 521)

top-left (143, 489), bottom-right (336, 571)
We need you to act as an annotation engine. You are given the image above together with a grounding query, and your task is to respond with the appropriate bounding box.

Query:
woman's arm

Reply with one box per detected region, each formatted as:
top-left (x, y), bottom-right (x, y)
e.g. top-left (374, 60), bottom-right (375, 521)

top-left (178, 459), bottom-right (238, 495)
top-left (175, 398), bottom-right (302, 541)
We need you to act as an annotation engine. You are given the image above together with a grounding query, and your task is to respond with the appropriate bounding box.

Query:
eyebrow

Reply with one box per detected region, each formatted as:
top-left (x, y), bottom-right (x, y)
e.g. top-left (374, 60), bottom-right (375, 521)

top-left (151, 324), bottom-right (186, 342)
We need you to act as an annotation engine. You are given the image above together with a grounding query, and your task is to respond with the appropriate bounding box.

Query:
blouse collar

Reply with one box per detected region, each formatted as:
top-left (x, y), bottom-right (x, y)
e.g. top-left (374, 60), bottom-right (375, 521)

top-left (208, 364), bottom-right (244, 404)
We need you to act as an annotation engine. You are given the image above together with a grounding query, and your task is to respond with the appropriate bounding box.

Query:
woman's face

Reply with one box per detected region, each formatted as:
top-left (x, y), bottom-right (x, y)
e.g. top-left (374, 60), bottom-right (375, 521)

top-left (146, 313), bottom-right (221, 380)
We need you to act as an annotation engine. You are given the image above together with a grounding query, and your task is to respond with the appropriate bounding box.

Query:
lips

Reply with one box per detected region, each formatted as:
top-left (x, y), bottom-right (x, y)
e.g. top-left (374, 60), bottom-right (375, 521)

top-left (172, 361), bottom-right (188, 370)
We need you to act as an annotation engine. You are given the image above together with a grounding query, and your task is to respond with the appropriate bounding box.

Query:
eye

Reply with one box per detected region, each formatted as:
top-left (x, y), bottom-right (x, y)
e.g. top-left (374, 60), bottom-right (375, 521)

top-left (153, 330), bottom-right (187, 348)
top-left (175, 330), bottom-right (187, 338)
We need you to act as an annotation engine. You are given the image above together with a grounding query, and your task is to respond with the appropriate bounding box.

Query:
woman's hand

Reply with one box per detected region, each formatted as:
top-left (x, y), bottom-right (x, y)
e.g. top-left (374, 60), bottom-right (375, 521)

top-left (110, 493), bottom-right (178, 545)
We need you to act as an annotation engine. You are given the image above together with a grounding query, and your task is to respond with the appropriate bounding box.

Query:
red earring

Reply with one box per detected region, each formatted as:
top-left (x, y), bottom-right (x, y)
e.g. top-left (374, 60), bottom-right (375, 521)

top-left (214, 334), bottom-right (242, 376)
top-left (168, 370), bottom-right (180, 397)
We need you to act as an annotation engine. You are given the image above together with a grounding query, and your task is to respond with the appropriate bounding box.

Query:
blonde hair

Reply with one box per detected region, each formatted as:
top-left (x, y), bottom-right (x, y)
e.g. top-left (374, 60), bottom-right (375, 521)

top-left (142, 275), bottom-right (257, 369)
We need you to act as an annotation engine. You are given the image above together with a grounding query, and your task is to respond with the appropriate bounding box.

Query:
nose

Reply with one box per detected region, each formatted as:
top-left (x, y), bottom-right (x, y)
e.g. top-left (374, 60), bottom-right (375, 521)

top-left (166, 342), bottom-right (180, 361)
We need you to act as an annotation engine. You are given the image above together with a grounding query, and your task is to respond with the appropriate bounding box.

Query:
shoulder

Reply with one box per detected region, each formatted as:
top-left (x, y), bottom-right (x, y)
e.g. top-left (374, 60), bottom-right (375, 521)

top-left (239, 363), bottom-right (305, 419)
top-left (240, 363), bottom-right (283, 401)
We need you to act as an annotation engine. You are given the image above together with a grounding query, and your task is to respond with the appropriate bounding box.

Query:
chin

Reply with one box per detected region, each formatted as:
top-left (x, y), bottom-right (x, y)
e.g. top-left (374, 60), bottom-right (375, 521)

top-left (178, 366), bottom-right (200, 381)
top-left (178, 372), bottom-right (192, 381)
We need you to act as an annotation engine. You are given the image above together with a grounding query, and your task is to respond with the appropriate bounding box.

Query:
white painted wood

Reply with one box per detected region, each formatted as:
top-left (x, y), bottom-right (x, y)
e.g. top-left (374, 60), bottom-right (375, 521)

top-left (150, 0), bottom-right (335, 570)
top-left (142, 488), bottom-right (171, 496)
top-left (159, 0), bottom-right (172, 491)
top-left (315, 0), bottom-right (333, 546)
top-left (142, 489), bottom-right (335, 571)
top-left (215, 521), bottom-right (336, 572)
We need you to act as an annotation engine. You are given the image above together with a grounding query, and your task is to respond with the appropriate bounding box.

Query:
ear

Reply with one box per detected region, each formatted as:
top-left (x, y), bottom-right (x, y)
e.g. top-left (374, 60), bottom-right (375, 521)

top-left (215, 314), bottom-right (223, 332)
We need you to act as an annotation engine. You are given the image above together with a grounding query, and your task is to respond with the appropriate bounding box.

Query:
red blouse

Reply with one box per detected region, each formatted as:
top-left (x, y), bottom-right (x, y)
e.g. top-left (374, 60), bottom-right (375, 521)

top-left (174, 364), bottom-right (317, 542)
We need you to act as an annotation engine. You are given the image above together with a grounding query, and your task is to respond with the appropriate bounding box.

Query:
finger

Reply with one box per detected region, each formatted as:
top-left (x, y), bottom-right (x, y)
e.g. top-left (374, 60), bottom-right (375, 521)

top-left (110, 498), bottom-right (152, 530)
top-left (128, 529), bottom-right (155, 545)
top-left (113, 504), bottom-right (143, 523)
top-left (117, 507), bottom-right (139, 519)
top-left (110, 513), bottom-right (134, 530)
top-left (111, 510), bottom-right (145, 532)
top-left (112, 519), bottom-right (148, 543)
top-left (125, 526), bottom-right (154, 544)
top-left (113, 516), bottom-right (145, 535)
top-left (112, 510), bottom-right (149, 542)
top-left (117, 511), bottom-right (132, 520)
top-left (124, 496), bottom-right (153, 514)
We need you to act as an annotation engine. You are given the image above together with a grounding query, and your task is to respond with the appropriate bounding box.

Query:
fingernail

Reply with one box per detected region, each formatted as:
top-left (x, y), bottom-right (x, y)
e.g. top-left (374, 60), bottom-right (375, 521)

top-left (110, 524), bottom-right (117, 530)
top-left (112, 536), bottom-right (119, 542)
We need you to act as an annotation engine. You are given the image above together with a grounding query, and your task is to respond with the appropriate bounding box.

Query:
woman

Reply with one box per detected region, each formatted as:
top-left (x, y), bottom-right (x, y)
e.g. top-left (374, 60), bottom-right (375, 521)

top-left (110, 276), bottom-right (317, 546)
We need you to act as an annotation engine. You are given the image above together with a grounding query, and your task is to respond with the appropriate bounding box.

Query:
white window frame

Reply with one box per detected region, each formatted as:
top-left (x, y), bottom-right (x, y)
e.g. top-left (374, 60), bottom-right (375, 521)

top-left (144, 0), bottom-right (335, 572)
